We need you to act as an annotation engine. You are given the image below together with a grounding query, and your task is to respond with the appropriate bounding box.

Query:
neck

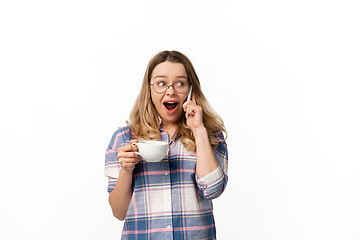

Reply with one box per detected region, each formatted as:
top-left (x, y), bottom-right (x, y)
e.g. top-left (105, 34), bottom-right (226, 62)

top-left (161, 121), bottom-right (179, 138)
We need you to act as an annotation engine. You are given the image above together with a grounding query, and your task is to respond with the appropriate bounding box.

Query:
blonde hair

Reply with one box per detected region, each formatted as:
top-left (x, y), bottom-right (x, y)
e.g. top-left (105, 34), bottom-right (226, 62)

top-left (127, 50), bottom-right (227, 152)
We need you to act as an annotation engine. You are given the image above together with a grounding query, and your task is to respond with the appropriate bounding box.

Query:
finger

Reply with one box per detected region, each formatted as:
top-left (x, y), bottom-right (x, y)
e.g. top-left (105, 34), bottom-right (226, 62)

top-left (183, 97), bottom-right (196, 108)
top-left (117, 144), bottom-right (133, 153)
top-left (186, 105), bottom-right (196, 114)
top-left (119, 155), bottom-right (142, 164)
top-left (118, 151), bottom-right (141, 159)
top-left (129, 139), bottom-right (140, 151)
top-left (117, 141), bottom-right (138, 153)
top-left (192, 93), bottom-right (196, 105)
top-left (184, 104), bottom-right (190, 118)
top-left (119, 158), bottom-right (141, 165)
top-left (182, 101), bottom-right (189, 111)
top-left (183, 101), bottom-right (193, 114)
top-left (185, 111), bottom-right (194, 119)
top-left (129, 139), bottom-right (138, 144)
top-left (128, 143), bottom-right (138, 152)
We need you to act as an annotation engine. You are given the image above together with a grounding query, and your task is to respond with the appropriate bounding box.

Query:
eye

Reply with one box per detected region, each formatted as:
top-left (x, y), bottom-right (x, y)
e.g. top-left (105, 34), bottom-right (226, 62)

top-left (156, 81), bottom-right (166, 87)
top-left (175, 81), bottom-right (186, 87)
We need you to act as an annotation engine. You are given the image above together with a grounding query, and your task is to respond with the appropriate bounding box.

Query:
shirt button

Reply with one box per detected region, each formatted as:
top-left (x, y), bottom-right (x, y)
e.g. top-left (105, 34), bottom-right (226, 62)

top-left (167, 226), bottom-right (171, 230)
top-left (164, 171), bottom-right (169, 175)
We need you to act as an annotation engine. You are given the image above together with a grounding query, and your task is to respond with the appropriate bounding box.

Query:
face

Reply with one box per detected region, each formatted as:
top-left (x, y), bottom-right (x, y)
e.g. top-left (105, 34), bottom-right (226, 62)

top-left (150, 61), bottom-right (190, 125)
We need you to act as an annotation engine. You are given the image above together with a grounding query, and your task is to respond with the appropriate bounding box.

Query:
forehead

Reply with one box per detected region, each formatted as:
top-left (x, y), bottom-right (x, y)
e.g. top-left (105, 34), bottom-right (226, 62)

top-left (151, 61), bottom-right (187, 78)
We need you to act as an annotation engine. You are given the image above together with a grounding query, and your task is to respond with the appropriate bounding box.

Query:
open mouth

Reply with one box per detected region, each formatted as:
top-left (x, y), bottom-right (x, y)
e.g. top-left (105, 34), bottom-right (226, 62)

top-left (163, 101), bottom-right (179, 113)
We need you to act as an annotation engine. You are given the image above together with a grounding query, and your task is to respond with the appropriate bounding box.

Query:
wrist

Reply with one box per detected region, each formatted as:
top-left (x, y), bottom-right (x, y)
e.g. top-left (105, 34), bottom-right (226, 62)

top-left (120, 166), bottom-right (134, 175)
top-left (192, 125), bottom-right (207, 140)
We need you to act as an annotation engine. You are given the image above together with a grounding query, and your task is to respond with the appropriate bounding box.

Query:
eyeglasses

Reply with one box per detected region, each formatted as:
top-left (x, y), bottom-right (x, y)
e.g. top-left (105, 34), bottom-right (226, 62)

top-left (150, 80), bottom-right (190, 94)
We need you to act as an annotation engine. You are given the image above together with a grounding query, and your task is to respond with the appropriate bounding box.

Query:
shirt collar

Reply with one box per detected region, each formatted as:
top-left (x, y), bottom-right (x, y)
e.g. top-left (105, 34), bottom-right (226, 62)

top-left (158, 116), bottom-right (182, 144)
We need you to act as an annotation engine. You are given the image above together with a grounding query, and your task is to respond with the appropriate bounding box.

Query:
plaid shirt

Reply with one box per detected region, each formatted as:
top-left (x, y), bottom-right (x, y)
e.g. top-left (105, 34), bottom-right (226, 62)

top-left (104, 125), bottom-right (228, 240)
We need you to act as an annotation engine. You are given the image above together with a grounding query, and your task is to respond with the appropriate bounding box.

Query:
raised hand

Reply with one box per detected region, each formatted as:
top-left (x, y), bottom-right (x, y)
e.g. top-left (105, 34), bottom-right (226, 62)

top-left (183, 94), bottom-right (204, 131)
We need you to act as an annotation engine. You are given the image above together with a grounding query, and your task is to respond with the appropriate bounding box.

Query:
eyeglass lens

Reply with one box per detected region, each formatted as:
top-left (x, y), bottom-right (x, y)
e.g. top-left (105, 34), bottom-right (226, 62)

top-left (153, 81), bottom-right (188, 93)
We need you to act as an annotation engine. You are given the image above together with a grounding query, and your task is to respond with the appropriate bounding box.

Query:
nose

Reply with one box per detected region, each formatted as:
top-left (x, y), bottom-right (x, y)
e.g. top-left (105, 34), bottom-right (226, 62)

top-left (165, 85), bottom-right (176, 95)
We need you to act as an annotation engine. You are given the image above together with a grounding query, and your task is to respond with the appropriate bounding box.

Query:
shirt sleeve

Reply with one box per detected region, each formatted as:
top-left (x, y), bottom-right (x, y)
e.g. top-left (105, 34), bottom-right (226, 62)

top-left (196, 132), bottom-right (228, 200)
top-left (104, 126), bottom-right (131, 193)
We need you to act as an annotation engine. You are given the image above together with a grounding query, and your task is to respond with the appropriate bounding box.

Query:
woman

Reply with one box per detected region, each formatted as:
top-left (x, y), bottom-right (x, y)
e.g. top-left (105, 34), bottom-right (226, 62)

top-left (104, 50), bottom-right (228, 239)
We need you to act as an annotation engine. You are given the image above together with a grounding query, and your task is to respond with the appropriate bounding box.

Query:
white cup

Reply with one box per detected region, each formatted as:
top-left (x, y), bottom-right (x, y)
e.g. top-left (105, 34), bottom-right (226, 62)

top-left (132, 140), bottom-right (169, 162)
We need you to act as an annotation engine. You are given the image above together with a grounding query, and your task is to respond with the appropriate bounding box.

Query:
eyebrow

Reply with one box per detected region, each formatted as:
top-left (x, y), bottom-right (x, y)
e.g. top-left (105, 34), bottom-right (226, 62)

top-left (153, 75), bottom-right (187, 79)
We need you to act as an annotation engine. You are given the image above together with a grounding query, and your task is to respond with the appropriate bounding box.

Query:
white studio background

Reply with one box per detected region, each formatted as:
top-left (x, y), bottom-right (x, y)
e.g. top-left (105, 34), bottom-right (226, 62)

top-left (0, 1), bottom-right (359, 239)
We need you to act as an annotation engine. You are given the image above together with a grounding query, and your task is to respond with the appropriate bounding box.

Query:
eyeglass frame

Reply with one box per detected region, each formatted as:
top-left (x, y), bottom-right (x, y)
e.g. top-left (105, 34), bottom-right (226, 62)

top-left (149, 81), bottom-right (191, 94)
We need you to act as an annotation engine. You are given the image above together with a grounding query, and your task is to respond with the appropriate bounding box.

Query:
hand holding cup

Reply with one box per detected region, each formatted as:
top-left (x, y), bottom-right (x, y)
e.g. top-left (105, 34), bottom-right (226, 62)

top-left (117, 139), bottom-right (142, 172)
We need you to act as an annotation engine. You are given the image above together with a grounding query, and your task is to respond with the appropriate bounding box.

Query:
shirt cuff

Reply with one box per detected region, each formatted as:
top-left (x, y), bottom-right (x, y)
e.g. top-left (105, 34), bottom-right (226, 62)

top-left (104, 166), bottom-right (120, 179)
top-left (196, 166), bottom-right (224, 191)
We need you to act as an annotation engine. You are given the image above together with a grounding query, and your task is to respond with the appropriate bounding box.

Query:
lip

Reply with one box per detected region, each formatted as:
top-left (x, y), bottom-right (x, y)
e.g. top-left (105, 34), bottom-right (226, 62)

top-left (163, 100), bottom-right (180, 114)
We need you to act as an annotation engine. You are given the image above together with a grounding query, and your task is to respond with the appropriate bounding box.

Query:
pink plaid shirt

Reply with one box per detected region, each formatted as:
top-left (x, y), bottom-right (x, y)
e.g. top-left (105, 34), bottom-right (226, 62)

top-left (105, 125), bottom-right (228, 239)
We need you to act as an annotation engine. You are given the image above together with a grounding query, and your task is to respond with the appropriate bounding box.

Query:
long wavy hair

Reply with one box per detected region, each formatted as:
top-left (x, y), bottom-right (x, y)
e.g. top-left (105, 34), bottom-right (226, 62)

top-left (127, 50), bottom-right (227, 152)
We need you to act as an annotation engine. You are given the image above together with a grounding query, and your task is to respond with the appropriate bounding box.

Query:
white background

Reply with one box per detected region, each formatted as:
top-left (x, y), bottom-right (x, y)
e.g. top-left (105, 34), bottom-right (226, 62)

top-left (1, 0), bottom-right (359, 239)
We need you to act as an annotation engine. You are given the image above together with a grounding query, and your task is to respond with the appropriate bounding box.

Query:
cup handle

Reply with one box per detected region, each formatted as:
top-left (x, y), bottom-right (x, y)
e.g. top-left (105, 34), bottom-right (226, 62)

top-left (131, 142), bottom-right (141, 156)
